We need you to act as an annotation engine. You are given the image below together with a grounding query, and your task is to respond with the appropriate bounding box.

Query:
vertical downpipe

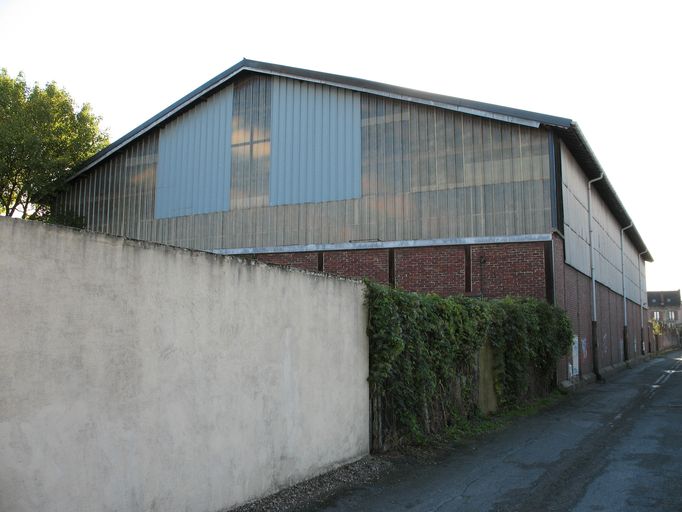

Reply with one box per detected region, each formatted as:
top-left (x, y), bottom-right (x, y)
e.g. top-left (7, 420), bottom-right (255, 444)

top-left (620, 223), bottom-right (633, 362)
top-left (479, 253), bottom-right (486, 298)
top-left (637, 251), bottom-right (648, 355)
top-left (588, 173), bottom-right (604, 380)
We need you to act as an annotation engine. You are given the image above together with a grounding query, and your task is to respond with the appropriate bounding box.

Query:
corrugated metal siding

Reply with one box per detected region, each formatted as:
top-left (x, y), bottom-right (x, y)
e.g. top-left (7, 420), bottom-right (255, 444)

top-left (270, 77), bottom-right (361, 205)
top-left (230, 76), bottom-right (271, 209)
top-left (623, 236), bottom-right (643, 304)
top-left (561, 141), bottom-right (644, 304)
top-left (360, 96), bottom-right (551, 241)
top-left (57, 133), bottom-right (158, 240)
top-left (155, 85), bottom-right (233, 218)
top-left (57, 74), bottom-right (555, 253)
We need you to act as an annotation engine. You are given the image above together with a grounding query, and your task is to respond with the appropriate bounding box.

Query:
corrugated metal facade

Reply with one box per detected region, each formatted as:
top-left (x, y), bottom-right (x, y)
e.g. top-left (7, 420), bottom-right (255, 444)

top-left (156, 84), bottom-right (234, 218)
top-left (561, 141), bottom-right (645, 305)
top-left (60, 132), bottom-right (158, 240)
top-left (360, 96), bottom-right (551, 242)
top-left (270, 77), bottom-right (362, 205)
top-left (57, 73), bottom-right (553, 252)
top-left (230, 76), bottom-right (271, 210)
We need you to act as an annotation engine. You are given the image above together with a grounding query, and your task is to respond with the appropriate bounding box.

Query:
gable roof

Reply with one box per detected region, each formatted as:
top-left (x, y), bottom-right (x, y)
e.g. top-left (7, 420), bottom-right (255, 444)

top-left (68, 59), bottom-right (652, 261)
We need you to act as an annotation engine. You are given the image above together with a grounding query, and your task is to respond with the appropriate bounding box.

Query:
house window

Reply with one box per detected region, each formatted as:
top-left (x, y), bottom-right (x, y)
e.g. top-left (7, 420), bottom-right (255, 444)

top-left (668, 311), bottom-right (677, 322)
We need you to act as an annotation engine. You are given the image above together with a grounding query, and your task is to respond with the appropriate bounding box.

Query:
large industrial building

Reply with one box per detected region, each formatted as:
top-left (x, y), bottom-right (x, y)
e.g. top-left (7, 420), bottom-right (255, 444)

top-left (55, 59), bottom-right (652, 380)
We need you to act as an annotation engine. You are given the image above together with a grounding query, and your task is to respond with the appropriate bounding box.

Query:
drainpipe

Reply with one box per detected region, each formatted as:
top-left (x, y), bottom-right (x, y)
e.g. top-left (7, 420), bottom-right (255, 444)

top-left (637, 250), bottom-right (648, 355)
top-left (620, 223), bottom-right (633, 362)
top-left (479, 255), bottom-right (486, 298)
top-left (588, 172), bottom-right (604, 380)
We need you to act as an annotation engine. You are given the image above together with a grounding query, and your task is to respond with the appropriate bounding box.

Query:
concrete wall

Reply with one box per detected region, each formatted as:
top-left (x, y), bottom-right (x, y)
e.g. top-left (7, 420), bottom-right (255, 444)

top-left (0, 218), bottom-right (369, 512)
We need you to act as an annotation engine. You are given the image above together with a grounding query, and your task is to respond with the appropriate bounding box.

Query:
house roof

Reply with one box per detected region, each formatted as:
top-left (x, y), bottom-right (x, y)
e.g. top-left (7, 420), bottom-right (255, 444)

top-left (647, 290), bottom-right (681, 308)
top-left (68, 59), bottom-right (652, 261)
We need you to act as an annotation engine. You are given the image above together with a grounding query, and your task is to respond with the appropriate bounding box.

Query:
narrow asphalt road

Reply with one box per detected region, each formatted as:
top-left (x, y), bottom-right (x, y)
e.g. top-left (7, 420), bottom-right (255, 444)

top-left (310, 350), bottom-right (682, 512)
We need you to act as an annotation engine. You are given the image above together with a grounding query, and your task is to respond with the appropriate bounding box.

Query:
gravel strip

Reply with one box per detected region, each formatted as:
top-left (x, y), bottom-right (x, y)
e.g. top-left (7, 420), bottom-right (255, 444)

top-left (226, 456), bottom-right (394, 512)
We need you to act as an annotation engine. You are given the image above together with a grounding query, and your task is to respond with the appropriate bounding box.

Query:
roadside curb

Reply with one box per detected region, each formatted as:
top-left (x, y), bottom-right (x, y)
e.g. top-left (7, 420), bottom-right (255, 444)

top-left (559, 348), bottom-right (680, 392)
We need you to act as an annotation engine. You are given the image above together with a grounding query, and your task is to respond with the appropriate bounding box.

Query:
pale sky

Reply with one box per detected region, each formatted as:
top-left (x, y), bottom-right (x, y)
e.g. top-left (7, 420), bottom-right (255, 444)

top-left (1, 0), bottom-right (679, 292)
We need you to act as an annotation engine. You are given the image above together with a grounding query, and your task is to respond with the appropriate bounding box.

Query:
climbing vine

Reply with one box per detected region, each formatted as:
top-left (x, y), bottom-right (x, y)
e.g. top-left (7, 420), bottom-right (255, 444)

top-left (365, 281), bottom-right (572, 446)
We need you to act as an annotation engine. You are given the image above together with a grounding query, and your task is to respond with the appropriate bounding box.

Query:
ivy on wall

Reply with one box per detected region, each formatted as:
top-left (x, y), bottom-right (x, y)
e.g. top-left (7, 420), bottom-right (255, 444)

top-left (365, 281), bottom-right (572, 446)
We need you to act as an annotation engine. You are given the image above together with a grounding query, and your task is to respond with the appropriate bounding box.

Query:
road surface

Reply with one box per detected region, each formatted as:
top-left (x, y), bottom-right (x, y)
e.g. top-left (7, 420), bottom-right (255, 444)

top-left (310, 350), bottom-right (682, 511)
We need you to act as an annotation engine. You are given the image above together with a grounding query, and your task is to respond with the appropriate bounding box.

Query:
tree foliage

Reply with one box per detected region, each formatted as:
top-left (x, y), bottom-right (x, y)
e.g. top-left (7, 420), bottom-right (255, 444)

top-left (0, 68), bottom-right (109, 220)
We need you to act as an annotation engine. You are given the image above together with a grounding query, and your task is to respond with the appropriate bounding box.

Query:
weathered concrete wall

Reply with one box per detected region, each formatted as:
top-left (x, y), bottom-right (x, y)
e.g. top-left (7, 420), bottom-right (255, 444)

top-left (0, 218), bottom-right (369, 512)
top-left (477, 343), bottom-right (498, 415)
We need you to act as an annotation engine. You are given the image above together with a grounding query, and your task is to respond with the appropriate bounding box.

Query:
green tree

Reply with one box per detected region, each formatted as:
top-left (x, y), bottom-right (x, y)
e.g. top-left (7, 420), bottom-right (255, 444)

top-left (0, 68), bottom-right (109, 222)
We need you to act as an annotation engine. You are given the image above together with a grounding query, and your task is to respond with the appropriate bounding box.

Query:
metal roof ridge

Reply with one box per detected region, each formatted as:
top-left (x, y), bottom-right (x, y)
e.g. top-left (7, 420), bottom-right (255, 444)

top-left (68, 58), bottom-right (573, 180)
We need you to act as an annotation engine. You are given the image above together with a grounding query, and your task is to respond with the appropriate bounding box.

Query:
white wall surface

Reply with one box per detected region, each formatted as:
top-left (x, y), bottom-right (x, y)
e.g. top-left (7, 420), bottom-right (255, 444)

top-left (0, 218), bottom-right (369, 512)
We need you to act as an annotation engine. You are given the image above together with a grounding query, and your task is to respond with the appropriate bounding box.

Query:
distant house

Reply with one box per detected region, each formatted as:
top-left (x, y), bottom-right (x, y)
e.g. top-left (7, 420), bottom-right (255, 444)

top-left (55, 59), bottom-right (653, 378)
top-left (648, 290), bottom-right (681, 328)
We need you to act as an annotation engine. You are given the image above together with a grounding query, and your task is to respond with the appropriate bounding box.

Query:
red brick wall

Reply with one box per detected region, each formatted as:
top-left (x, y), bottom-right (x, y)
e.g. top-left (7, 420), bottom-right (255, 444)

top-left (577, 269), bottom-right (594, 371)
top-left (256, 252), bottom-right (319, 272)
top-left (323, 249), bottom-right (390, 283)
top-left (394, 246), bottom-right (466, 296)
top-left (594, 282), bottom-right (630, 370)
top-left (610, 288), bottom-right (621, 364)
top-left (257, 243), bottom-right (548, 298)
top-left (553, 232), bottom-right (653, 381)
top-left (626, 299), bottom-right (646, 356)
top-left (470, 243), bottom-right (547, 299)
top-left (258, 237), bottom-right (655, 379)
top-left (554, 235), bottom-right (570, 381)
top-left (562, 255), bottom-right (596, 376)
top-left (553, 234), bottom-right (566, 309)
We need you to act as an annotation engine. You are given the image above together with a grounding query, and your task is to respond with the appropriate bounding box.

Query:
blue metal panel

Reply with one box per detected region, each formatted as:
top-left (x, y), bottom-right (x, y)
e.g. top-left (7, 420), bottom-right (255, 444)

top-left (270, 77), bottom-right (361, 206)
top-left (155, 85), bottom-right (233, 219)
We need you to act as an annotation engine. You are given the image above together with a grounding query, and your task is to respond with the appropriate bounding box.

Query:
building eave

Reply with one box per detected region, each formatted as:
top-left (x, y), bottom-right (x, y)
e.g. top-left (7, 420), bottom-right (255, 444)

top-left (552, 122), bottom-right (652, 261)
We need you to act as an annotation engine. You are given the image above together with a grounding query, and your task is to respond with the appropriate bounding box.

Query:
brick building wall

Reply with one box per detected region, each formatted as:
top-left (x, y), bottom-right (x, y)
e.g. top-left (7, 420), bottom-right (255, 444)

top-left (256, 242), bottom-right (548, 300)
top-left (553, 235), bottom-right (566, 309)
top-left (561, 265), bottom-right (593, 377)
top-left (393, 246), bottom-right (466, 296)
top-left (552, 235), bottom-right (569, 381)
top-left (256, 252), bottom-right (319, 272)
top-left (323, 249), bottom-right (390, 283)
top-left (552, 234), bottom-right (652, 381)
top-left (257, 236), bottom-right (653, 381)
top-left (471, 243), bottom-right (547, 299)
top-left (626, 299), bottom-right (647, 356)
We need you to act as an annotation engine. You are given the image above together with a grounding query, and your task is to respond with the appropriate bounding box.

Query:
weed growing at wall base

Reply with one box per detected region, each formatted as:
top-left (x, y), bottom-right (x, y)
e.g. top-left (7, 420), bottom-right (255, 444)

top-left (365, 281), bottom-right (572, 447)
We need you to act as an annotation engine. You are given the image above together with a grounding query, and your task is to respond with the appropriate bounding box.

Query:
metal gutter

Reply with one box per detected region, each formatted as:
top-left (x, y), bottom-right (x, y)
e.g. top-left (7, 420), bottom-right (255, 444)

top-left (620, 222), bottom-right (633, 360)
top-left (553, 122), bottom-right (652, 261)
top-left (211, 234), bottom-right (553, 256)
top-left (588, 171), bottom-right (605, 380)
top-left (588, 172), bottom-right (605, 324)
top-left (638, 250), bottom-right (648, 354)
